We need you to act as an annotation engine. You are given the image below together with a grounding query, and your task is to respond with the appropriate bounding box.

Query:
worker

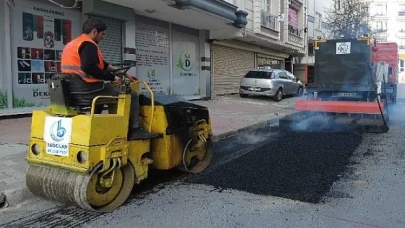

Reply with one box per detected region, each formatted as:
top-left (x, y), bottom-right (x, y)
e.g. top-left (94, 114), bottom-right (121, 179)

top-left (61, 18), bottom-right (150, 139)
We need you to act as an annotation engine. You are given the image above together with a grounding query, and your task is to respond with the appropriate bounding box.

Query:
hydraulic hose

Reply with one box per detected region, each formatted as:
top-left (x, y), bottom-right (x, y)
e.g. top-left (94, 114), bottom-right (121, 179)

top-left (368, 60), bottom-right (388, 128)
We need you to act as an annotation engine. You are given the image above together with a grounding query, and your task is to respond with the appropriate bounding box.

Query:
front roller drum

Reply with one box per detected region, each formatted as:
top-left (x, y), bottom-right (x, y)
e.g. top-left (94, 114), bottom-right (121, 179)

top-left (26, 161), bottom-right (135, 212)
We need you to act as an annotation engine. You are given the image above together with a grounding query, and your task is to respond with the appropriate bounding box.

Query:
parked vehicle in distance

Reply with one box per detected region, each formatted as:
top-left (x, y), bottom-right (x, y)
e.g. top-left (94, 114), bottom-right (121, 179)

top-left (239, 69), bottom-right (304, 101)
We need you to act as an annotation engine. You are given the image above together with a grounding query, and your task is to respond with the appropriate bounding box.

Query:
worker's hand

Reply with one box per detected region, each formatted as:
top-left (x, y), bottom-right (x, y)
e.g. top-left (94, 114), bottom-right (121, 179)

top-left (112, 76), bottom-right (121, 85)
top-left (125, 73), bottom-right (138, 82)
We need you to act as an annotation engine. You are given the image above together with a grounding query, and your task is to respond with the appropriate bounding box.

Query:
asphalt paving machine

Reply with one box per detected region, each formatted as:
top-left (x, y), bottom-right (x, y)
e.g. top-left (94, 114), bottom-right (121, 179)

top-left (279, 37), bottom-right (396, 133)
top-left (25, 63), bottom-right (213, 212)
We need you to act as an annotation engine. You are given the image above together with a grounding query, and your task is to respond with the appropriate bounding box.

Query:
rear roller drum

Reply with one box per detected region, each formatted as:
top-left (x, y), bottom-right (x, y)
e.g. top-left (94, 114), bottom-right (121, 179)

top-left (179, 137), bottom-right (214, 173)
top-left (26, 160), bottom-right (135, 212)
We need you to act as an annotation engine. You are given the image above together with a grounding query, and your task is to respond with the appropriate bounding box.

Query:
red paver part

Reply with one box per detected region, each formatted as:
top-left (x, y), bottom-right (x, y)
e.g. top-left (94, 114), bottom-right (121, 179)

top-left (294, 100), bottom-right (385, 114)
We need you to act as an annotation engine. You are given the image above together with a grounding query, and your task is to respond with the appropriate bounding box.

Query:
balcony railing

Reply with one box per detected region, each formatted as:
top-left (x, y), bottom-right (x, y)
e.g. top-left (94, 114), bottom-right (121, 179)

top-left (288, 24), bottom-right (302, 37)
top-left (288, 24), bottom-right (303, 45)
top-left (261, 10), bottom-right (278, 31)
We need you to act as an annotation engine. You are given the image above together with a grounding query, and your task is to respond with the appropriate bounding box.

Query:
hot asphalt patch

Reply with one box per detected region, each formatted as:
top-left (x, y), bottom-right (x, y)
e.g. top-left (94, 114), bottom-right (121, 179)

top-left (186, 132), bottom-right (363, 203)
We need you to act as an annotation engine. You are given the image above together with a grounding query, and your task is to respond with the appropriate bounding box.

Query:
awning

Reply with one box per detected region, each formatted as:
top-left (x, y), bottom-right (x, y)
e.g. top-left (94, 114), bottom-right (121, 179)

top-left (99, 0), bottom-right (248, 30)
top-left (210, 27), bottom-right (306, 57)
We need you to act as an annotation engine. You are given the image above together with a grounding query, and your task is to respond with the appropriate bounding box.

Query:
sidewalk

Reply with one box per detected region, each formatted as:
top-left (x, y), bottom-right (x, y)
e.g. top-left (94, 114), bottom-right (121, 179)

top-left (0, 94), bottom-right (297, 208)
top-left (193, 94), bottom-right (296, 140)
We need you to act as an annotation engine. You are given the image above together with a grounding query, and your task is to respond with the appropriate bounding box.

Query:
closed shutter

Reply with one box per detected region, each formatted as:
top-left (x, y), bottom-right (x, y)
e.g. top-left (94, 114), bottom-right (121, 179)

top-left (89, 16), bottom-right (123, 64)
top-left (213, 45), bottom-right (255, 95)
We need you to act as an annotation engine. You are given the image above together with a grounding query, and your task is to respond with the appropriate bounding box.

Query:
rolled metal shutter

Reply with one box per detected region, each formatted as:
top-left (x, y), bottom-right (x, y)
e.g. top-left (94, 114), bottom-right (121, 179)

top-left (213, 45), bottom-right (255, 95)
top-left (89, 16), bottom-right (123, 64)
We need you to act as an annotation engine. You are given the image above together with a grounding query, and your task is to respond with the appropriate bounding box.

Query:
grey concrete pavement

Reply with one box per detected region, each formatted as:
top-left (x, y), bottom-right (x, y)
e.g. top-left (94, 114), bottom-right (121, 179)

top-left (0, 144), bottom-right (29, 208)
top-left (69, 103), bottom-right (405, 228)
top-left (0, 94), bottom-right (298, 210)
top-left (0, 118), bottom-right (30, 145)
top-left (193, 94), bottom-right (298, 140)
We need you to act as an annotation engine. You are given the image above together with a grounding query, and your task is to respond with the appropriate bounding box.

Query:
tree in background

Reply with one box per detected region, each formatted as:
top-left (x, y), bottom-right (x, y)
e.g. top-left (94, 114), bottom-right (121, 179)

top-left (323, 0), bottom-right (385, 40)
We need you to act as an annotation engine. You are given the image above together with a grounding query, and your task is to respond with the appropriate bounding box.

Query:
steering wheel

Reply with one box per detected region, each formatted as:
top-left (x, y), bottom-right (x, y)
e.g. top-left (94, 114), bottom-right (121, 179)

top-left (108, 62), bottom-right (137, 92)
top-left (108, 62), bottom-right (135, 76)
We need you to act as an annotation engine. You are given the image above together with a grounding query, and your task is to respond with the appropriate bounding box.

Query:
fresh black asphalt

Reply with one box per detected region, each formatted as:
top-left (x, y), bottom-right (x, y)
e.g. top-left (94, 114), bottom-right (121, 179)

top-left (0, 126), bottom-right (364, 228)
top-left (186, 131), bottom-right (363, 203)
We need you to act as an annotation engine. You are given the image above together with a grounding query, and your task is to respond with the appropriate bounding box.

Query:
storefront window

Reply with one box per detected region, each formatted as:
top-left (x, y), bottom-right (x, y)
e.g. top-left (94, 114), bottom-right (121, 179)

top-left (171, 24), bottom-right (200, 96)
top-left (135, 16), bottom-right (201, 97)
top-left (257, 57), bottom-right (282, 69)
top-left (11, 1), bottom-right (80, 109)
top-left (135, 17), bottom-right (170, 94)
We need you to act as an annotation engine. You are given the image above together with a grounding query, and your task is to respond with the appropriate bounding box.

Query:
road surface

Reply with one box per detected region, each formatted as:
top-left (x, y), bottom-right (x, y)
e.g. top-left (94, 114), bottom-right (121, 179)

top-left (1, 103), bottom-right (405, 228)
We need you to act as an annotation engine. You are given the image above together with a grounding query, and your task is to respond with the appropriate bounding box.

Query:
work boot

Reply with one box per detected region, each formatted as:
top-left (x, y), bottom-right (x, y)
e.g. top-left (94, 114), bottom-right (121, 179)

top-left (127, 127), bottom-right (160, 140)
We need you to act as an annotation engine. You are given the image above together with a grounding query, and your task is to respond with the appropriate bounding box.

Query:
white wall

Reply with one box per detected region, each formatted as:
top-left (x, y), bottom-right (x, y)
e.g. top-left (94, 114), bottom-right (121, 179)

top-left (301, 0), bottom-right (332, 65)
top-left (367, 0), bottom-right (405, 43)
top-left (223, 0), bottom-right (236, 5)
top-left (1, 0), bottom-right (13, 109)
top-left (124, 20), bottom-right (137, 77)
top-left (221, 0), bottom-right (254, 31)
top-left (0, 0), bottom-right (5, 92)
top-left (245, 0), bottom-right (254, 31)
top-left (306, 0), bottom-right (332, 40)
top-left (307, 0), bottom-right (315, 39)
top-left (0, 0), bottom-right (7, 109)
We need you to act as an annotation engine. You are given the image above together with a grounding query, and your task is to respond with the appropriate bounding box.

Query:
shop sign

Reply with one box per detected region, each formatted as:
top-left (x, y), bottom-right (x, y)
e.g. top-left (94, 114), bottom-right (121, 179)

top-left (135, 22), bottom-right (170, 94)
top-left (145, 68), bottom-right (164, 92)
top-left (11, 1), bottom-right (80, 109)
top-left (32, 88), bottom-right (50, 98)
top-left (172, 31), bottom-right (200, 96)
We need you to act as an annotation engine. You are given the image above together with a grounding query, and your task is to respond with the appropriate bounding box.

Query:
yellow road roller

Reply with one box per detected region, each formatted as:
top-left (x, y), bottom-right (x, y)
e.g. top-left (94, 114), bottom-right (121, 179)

top-left (25, 63), bottom-right (213, 212)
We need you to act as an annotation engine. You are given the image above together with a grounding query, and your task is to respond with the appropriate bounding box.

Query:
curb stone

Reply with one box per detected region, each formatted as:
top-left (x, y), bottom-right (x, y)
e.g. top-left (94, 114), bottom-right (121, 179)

top-left (0, 113), bottom-right (291, 209)
top-left (211, 113), bottom-right (290, 142)
top-left (0, 143), bottom-right (31, 211)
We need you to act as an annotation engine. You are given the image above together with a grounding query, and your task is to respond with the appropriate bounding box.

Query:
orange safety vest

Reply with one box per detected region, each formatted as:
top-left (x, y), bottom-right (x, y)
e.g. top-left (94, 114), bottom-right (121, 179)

top-left (61, 34), bottom-right (105, 83)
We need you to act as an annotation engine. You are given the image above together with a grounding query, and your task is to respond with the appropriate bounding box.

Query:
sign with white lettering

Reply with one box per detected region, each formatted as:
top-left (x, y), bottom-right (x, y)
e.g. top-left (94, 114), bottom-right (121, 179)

top-left (10, 0), bottom-right (80, 109)
top-left (43, 116), bottom-right (73, 156)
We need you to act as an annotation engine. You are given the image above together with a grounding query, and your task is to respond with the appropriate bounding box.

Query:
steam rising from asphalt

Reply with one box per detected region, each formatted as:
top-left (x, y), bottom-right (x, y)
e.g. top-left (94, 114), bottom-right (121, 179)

top-left (233, 115), bottom-right (340, 146)
top-left (236, 131), bottom-right (277, 145)
top-left (289, 114), bottom-right (337, 132)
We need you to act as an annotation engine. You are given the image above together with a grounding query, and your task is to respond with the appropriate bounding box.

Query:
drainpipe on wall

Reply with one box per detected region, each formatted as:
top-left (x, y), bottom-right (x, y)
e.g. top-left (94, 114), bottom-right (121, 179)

top-left (303, 0), bottom-right (308, 59)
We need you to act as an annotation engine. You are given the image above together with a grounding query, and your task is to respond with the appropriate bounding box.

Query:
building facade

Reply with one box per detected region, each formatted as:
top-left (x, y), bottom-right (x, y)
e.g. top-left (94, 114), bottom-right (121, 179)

top-left (0, 0), bottom-right (306, 115)
top-left (362, 0), bottom-right (405, 82)
top-left (292, 0), bottom-right (332, 85)
top-left (210, 0), bottom-right (307, 95)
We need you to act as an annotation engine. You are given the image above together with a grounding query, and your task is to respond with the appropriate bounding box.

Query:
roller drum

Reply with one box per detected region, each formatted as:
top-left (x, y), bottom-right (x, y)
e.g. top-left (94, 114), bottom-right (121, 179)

top-left (25, 161), bottom-right (135, 212)
top-left (26, 164), bottom-right (93, 210)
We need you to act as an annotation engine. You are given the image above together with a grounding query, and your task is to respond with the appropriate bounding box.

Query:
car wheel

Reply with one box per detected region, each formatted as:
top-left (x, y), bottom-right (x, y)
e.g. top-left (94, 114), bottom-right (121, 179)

top-left (240, 93), bottom-right (248, 98)
top-left (296, 86), bottom-right (304, 97)
top-left (273, 88), bottom-right (283, 102)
